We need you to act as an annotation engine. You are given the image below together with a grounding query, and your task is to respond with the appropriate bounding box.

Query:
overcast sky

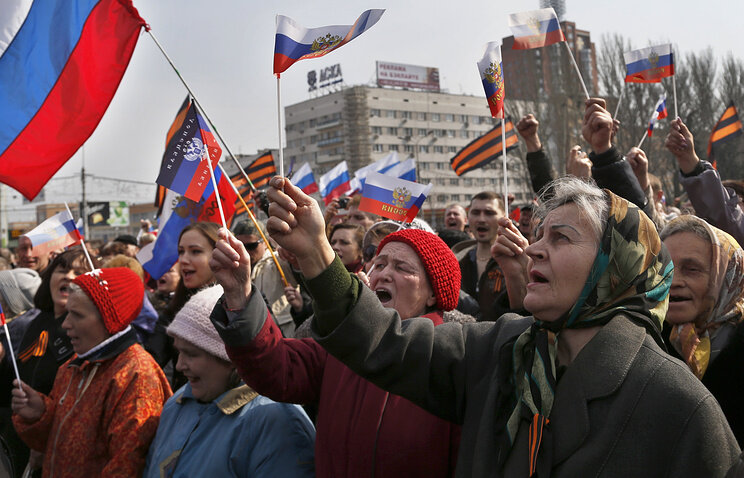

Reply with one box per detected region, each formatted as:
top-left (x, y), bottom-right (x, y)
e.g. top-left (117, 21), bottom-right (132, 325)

top-left (48, 0), bottom-right (744, 194)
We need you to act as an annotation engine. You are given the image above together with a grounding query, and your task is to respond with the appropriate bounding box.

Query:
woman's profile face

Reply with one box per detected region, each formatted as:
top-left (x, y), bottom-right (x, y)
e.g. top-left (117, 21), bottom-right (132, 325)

top-left (523, 203), bottom-right (599, 322)
top-left (62, 290), bottom-right (110, 355)
top-left (663, 232), bottom-right (712, 325)
top-left (178, 230), bottom-right (214, 290)
top-left (174, 337), bottom-right (234, 403)
top-left (331, 228), bottom-right (362, 266)
top-left (49, 257), bottom-right (87, 317)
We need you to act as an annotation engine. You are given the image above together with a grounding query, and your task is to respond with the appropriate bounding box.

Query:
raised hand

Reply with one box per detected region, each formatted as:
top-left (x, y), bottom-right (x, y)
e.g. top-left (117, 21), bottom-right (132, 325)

top-left (267, 177), bottom-right (335, 279)
top-left (491, 217), bottom-right (530, 308)
top-left (516, 114), bottom-right (542, 152)
top-left (665, 118), bottom-right (700, 174)
top-left (626, 147), bottom-right (650, 190)
top-left (582, 98), bottom-right (613, 154)
top-left (210, 228), bottom-right (252, 310)
top-left (566, 145), bottom-right (592, 179)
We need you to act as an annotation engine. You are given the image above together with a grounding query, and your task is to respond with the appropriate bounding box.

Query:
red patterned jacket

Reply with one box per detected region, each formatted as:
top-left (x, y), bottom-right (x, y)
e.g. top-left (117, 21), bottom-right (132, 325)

top-left (13, 328), bottom-right (172, 478)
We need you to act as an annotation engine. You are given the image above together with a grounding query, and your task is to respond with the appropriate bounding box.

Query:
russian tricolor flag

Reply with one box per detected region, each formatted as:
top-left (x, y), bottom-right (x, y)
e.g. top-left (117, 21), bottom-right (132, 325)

top-left (477, 42), bottom-right (505, 118)
top-left (349, 152), bottom-right (400, 193)
top-left (624, 44), bottom-right (675, 83)
top-left (385, 157), bottom-right (416, 182)
top-left (24, 210), bottom-right (83, 257)
top-left (318, 161), bottom-right (351, 205)
top-left (359, 172), bottom-right (432, 223)
top-left (293, 161), bottom-right (318, 195)
top-left (0, 0), bottom-right (146, 200)
top-left (648, 95), bottom-right (668, 137)
top-left (508, 8), bottom-right (565, 50)
top-left (273, 9), bottom-right (384, 75)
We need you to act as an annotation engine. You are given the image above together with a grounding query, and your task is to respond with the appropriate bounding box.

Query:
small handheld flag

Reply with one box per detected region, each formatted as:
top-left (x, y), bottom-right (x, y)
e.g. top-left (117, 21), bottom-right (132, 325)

top-left (245, 151), bottom-right (277, 189)
top-left (349, 152), bottom-right (400, 193)
top-left (708, 101), bottom-right (743, 168)
top-left (385, 158), bottom-right (416, 182)
top-left (274, 10), bottom-right (385, 75)
top-left (477, 42), bottom-right (505, 118)
top-left (450, 119), bottom-right (518, 176)
top-left (23, 210), bottom-right (82, 257)
top-left (359, 172), bottom-right (432, 223)
top-left (624, 44), bottom-right (674, 83)
top-left (507, 8), bottom-right (565, 50)
top-left (647, 96), bottom-right (668, 137)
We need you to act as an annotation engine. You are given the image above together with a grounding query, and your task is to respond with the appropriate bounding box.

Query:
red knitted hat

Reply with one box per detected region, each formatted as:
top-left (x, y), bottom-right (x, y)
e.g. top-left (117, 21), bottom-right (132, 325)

top-left (72, 267), bottom-right (144, 334)
top-left (377, 229), bottom-right (461, 311)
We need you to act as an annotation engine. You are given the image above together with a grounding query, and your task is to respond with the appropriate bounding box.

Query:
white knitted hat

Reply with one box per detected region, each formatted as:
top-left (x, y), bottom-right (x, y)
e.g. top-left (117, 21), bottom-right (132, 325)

top-left (0, 268), bottom-right (41, 316)
top-left (167, 285), bottom-right (229, 362)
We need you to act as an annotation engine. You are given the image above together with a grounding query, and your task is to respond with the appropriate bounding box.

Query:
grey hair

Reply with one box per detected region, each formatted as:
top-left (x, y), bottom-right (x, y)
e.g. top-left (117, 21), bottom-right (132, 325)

top-left (659, 215), bottom-right (712, 243)
top-left (362, 219), bottom-right (434, 251)
top-left (534, 177), bottom-right (609, 241)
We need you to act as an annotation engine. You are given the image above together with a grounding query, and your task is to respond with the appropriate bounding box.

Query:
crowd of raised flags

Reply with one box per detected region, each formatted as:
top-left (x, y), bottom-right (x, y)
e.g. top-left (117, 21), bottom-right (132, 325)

top-left (2, 2), bottom-right (744, 278)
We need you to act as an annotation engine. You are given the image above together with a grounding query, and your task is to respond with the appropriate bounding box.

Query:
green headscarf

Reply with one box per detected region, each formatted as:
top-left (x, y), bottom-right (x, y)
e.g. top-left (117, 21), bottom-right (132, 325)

top-left (495, 189), bottom-right (674, 476)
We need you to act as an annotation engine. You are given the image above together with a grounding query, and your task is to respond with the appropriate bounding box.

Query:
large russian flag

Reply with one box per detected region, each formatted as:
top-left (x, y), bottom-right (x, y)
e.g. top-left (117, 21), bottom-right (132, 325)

top-left (0, 0), bottom-right (146, 200)
top-left (624, 44), bottom-right (674, 83)
top-left (348, 152), bottom-right (400, 193)
top-left (477, 42), bottom-right (505, 118)
top-left (273, 9), bottom-right (384, 75)
top-left (508, 8), bottom-right (565, 50)
top-left (359, 172), bottom-right (432, 223)
top-left (318, 161), bottom-right (351, 205)
top-left (24, 209), bottom-right (83, 257)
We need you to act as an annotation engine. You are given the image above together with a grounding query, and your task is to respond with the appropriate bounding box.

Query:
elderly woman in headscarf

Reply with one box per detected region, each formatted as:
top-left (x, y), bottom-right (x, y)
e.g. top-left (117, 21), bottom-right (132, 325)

top-left (257, 172), bottom-right (740, 477)
top-left (660, 215), bottom-right (744, 445)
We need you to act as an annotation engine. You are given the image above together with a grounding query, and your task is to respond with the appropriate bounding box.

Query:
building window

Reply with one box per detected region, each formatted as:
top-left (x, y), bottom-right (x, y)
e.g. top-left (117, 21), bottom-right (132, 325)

top-left (434, 145), bottom-right (444, 153)
top-left (435, 162), bottom-right (445, 170)
top-left (417, 112), bottom-right (427, 120)
top-left (464, 178), bottom-right (473, 186)
top-left (445, 113), bottom-right (454, 122)
top-left (403, 127), bottom-right (413, 136)
top-left (420, 162), bottom-right (430, 170)
top-left (373, 144), bottom-right (384, 152)
top-left (309, 119), bottom-right (316, 127)
top-left (371, 126), bottom-right (382, 135)
top-left (449, 178), bottom-right (459, 186)
top-left (419, 145), bottom-right (429, 153)
top-left (386, 110), bottom-right (396, 118)
top-left (387, 127), bottom-right (398, 135)
top-left (472, 115), bottom-right (481, 124)
top-left (404, 145), bottom-right (414, 153)
top-left (461, 130), bottom-right (469, 139)
top-left (389, 144), bottom-right (399, 151)
top-left (448, 146), bottom-right (457, 153)
top-left (400, 111), bottom-right (412, 119)
top-left (417, 128), bottom-right (428, 136)
top-left (447, 130), bottom-right (455, 138)
top-left (370, 109), bottom-right (381, 117)
top-left (431, 113), bottom-right (440, 122)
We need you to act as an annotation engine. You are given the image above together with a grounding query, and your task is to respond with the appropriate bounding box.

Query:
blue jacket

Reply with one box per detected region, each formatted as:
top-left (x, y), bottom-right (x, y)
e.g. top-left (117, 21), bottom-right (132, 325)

top-left (144, 383), bottom-right (316, 478)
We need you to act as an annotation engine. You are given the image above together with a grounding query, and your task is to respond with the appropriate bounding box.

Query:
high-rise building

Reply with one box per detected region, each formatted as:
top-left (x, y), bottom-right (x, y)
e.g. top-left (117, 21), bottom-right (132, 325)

top-left (283, 85), bottom-right (533, 225)
top-left (501, 20), bottom-right (598, 101)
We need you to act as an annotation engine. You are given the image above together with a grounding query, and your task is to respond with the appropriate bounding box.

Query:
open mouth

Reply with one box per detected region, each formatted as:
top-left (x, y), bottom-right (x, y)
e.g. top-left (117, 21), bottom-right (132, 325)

top-left (529, 271), bottom-right (549, 283)
top-left (669, 295), bottom-right (691, 303)
top-left (375, 289), bottom-right (392, 303)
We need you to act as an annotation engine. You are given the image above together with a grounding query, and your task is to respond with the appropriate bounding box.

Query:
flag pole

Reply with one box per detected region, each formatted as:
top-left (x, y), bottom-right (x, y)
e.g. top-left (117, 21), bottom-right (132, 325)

top-left (146, 30), bottom-right (258, 194)
top-left (276, 76), bottom-right (285, 178)
top-left (64, 202), bottom-right (96, 271)
top-left (637, 130), bottom-right (648, 149)
top-left (217, 164), bottom-right (290, 288)
top-left (501, 110), bottom-right (509, 217)
top-left (613, 85), bottom-right (625, 119)
top-left (205, 158), bottom-right (228, 230)
top-left (563, 41), bottom-right (590, 100)
top-left (1, 307), bottom-right (23, 392)
top-left (672, 48), bottom-right (678, 118)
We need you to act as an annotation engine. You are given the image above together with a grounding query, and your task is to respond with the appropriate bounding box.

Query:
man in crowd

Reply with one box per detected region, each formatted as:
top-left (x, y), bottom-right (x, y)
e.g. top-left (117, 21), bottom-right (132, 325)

top-left (455, 192), bottom-right (506, 320)
top-left (443, 204), bottom-right (468, 232)
top-left (14, 236), bottom-right (50, 273)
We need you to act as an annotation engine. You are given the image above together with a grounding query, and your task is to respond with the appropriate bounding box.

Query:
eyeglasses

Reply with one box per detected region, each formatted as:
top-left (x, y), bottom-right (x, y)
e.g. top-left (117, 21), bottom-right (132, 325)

top-left (242, 240), bottom-right (263, 251)
top-left (363, 244), bottom-right (377, 263)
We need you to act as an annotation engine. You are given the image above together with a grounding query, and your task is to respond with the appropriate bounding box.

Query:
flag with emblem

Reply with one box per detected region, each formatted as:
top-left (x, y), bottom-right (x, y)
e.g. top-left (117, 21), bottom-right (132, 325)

top-left (156, 102), bottom-right (222, 202)
top-left (155, 96), bottom-right (193, 211)
top-left (508, 8), bottom-right (565, 50)
top-left (478, 42), bottom-right (505, 118)
top-left (273, 9), bottom-right (385, 75)
top-left (23, 210), bottom-right (83, 257)
top-left (708, 101), bottom-right (743, 168)
top-left (358, 172), bottom-right (432, 223)
top-left (450, 119), bottom-right (519, 176)
top-left (624, 44), bottom-right (674, 83)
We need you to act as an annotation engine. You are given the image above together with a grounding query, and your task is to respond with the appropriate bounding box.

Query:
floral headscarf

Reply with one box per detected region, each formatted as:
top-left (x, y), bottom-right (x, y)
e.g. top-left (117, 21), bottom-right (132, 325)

top-left (663, 215), bottom-right (744, 379)
top-left (495, 189), bottom-right (673, 476)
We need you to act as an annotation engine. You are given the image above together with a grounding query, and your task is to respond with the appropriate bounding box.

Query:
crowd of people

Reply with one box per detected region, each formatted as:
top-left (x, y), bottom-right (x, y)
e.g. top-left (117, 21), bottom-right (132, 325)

top-left (0, 96), bottom-right (743, 477)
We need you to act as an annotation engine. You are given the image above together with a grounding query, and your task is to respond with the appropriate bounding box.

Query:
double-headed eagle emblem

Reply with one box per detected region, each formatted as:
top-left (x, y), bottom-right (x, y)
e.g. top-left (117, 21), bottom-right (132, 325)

top-left (311, 33), bottom-right (342, 52)
top-left (648, 50), bottom-right (660, 68)
top-left (527, 17), bottom-right (542, 35)
top-left (392, 187), bottom-right (412, 208)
